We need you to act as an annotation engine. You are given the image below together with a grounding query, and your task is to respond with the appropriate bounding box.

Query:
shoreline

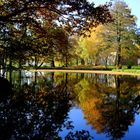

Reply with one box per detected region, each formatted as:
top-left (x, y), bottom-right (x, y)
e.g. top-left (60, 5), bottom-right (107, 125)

top-left (31, 69), bottom-right (140, 76)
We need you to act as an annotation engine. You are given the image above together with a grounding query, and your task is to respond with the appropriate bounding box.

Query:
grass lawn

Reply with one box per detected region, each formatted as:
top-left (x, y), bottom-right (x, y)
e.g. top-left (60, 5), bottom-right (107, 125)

top-left (112, 66), bottom-right (140, 74)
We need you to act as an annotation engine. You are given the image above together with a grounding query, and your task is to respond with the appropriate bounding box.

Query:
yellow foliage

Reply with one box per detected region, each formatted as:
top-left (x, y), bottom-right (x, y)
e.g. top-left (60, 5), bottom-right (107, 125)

top-left (78, 24), bottom-right (114, 62)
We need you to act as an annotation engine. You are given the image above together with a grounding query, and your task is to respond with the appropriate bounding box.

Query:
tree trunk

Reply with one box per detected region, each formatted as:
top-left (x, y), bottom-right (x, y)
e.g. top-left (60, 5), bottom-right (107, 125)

top-left (76, 57), bottom-right (79, 66)
top-left (51, 58), bottom-right (55, 67)
top-left (116, 17), bottom-right (122, 69)
top-left (19, 59), bottom-right (22, 69)
top-left (81, 58), bottom-right (85, 65)
top-left (35, 56), bottom-right (38, 69)
top-left (116, 44), bottom-right (122, 69)
top-left (1, 55), bottom-right (6, 77)
top-left (105, 57), bottom-right (108, 69)
top-left (95, 58), bottom-right (98, 66)
top-left (65, 55), bottom-right (68, 67)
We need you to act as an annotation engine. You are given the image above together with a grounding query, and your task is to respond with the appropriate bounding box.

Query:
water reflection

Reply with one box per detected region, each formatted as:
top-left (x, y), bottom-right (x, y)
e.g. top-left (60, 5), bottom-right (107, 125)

top-left (0, 71), bottom-right (140, 140)
top-left (74, 74), bottom-right (140, 140)
top-left (0, 71), bottom-right (93, 140)
top-left (0, 77), bottom-right (13, 102)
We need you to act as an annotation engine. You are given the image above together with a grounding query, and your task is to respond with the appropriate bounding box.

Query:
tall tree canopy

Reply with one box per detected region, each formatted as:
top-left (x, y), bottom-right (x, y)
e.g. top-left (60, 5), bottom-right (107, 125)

top-left (0, 0), bottom-right (112, 33)
top-left (105, 0), bottom-right (138, 67)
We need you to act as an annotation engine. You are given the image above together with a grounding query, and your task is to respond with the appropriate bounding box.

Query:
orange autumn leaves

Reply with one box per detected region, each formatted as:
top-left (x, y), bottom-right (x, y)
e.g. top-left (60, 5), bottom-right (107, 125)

top-left (74, 76), bottom-right (139, 134)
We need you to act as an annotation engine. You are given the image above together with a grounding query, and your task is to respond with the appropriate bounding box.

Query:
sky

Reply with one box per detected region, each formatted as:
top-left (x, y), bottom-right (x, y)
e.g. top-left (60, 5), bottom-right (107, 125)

top-left (88, 0), bottom-right (140, 27)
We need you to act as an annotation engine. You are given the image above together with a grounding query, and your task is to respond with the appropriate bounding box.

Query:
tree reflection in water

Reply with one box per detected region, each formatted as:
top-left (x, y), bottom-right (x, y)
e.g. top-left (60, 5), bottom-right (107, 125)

top-left (75, 74), bottom-right (140, 140)
top-left (0, 72), bottom-right (93, 140)
top-left (1, 71), bottom-right (140, 140)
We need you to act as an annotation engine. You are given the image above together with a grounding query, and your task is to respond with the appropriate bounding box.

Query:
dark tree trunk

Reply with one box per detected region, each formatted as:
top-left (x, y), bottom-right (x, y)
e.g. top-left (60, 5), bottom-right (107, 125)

top-left (76, 57), bottom-right (79, 66)
top-left (116, 44), bottom-right (122, 69)
top-left (35, 56), bottom-right (38, 69)
top-left (51, 59), bottom-right (55, 67)
top-left (81, 58), bottom-right (85, 65)
top-left (65, 55), bottom-right (68, 67)
top-left (116, 18), bottom-right (122, 69)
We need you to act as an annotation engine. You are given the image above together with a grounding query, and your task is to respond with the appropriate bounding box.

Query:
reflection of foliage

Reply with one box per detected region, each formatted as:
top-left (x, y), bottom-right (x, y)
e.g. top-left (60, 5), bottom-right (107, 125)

top-left (75, 75), bottom-right (140, 140)
top-left (0, 72), bottom-right (93, 140)
top-left (75, 78), bottom-right (112, 133)
top-left (0, 81), bottom-right (71, 139)
top-left (74, 79), bottom-right (90, 102)
top-left (2, 72), bottom-right (140, 140)
top-left (65, 130), bottom-right (93, 140)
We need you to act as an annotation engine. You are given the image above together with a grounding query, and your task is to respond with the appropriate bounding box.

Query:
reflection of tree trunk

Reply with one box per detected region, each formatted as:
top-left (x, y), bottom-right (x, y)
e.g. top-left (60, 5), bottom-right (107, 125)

top-left (65, 73), bottom-right (68, 95)
top-left (80, 73), bottom-right (84, 79)
top-left (105, 75), bottom-right (107, 83)
top-left (76, 73), bottom-right (78, 80)
top-left (51, 72), bottom-right (54, 87)
top-left (115, 75), bottom-right (121, 130)
top-left (94, 74), bottom-right (98, 83)
top-left (34, 72), bottom-right (37, 84)
top-left (65, 73), bottom-right (68, 83)
top-left (115, 76), bottom-right (120, 109)
top-left (33, 72), bottom-right (38, 94)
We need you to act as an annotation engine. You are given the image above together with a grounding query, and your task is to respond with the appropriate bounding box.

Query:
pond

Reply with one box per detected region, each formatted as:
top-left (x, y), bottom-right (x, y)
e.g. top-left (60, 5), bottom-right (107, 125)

top-left (0, 70), bottom-right (140, 140)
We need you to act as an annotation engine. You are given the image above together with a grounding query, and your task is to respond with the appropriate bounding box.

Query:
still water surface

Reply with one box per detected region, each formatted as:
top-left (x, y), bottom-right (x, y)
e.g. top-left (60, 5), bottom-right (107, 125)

top-left (0, 71), bottom-right (140, 140)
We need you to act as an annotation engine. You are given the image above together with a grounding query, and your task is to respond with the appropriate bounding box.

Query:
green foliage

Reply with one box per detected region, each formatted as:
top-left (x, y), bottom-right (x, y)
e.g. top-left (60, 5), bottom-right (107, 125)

top-left (74, 1), bottom-right (140, 68)
top-left (107, 1), bottom-right (138, 66)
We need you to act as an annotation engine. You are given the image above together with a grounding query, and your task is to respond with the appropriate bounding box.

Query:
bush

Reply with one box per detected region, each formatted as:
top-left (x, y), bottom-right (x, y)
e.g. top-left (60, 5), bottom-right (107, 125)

top-left (126, 60), bottom-right (134, 69)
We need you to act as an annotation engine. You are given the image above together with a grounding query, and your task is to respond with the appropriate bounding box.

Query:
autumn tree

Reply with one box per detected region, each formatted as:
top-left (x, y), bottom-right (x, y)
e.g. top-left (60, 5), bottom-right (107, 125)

top-left (27, 24), bottom-right (70, 68)
top-left (0, 0), bottom-right (113, 70)
top-left (75, 1), bottom-right (139, 68)
top-left (0, 0), bottom-right (112, 33)
top-left (105, 1), bottom-right (138, 68)
top-left (77, 25), bottom-right (114, 66)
